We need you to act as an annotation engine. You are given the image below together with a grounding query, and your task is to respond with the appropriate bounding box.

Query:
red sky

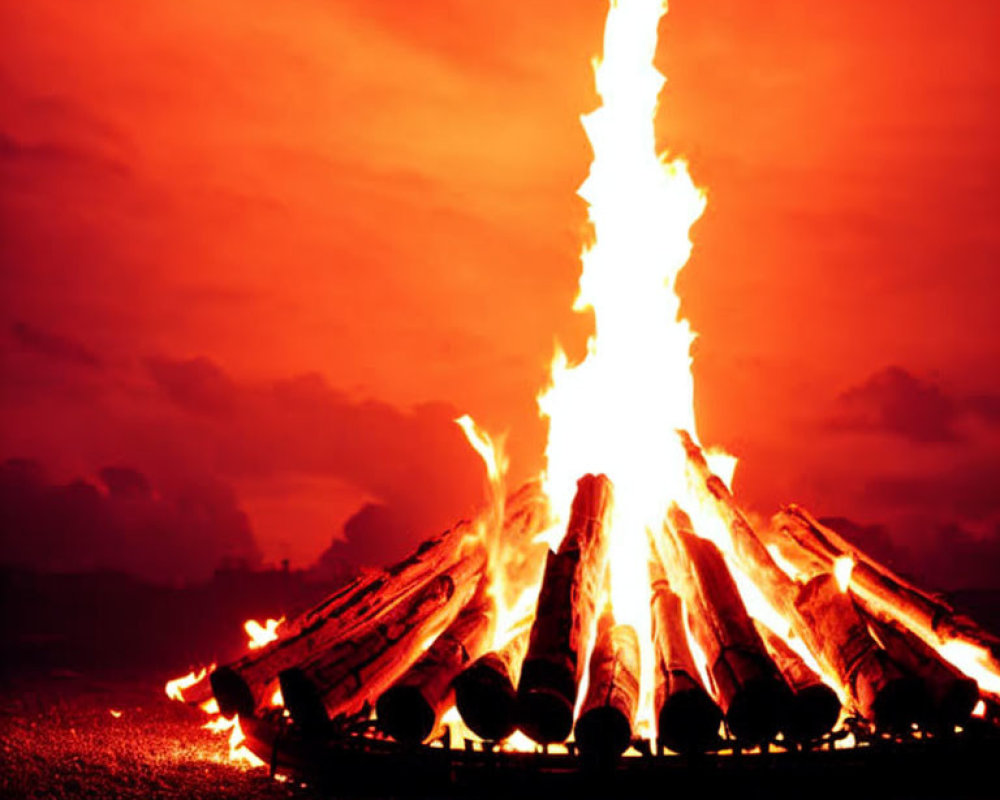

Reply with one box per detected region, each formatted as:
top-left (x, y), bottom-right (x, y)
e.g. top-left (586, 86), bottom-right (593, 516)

top-left (2, 1), bottom-right (999, 587)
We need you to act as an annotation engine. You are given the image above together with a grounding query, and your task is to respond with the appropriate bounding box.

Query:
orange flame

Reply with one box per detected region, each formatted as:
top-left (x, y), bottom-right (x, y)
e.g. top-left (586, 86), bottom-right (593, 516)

top-left (164, 665), bottom-right (213, 702)
top-left (270, 685), bottom-right (284, 707)
top-left (164, 614), bottom-right (286, 768)
top-left (537, 0), bottom-right (716, 739)
top-left (455, 415), bottom-right (508, 487)
top-left (833, 556), bottom-right (855, 593)
top-left (937, 641), bottom-right (1000, 697)
top-left (244, 617), bottom-right (284, 649)
top-left (203, 714), bottom-right (265, 768)
top-left (200, 698), bottom-right (220, 714)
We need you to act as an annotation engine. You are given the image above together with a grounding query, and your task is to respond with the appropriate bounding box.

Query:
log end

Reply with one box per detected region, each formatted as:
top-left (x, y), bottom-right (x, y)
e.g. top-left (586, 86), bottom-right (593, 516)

top-left (934, 679), bottom-right (980, 727)
top-left (376, 686), bottom-right (436, 744)
top-left (786, 684), bottom-right (841, 742)
top-left (454, 661), bottom-right (519, 742)
top-left (517, 686), bottom-right (575, 744)
top-left (574, 706), bottom-right (632, 762)
top-left (517, 656), bottom-right (577, 744)
top-left (658, 687), bottom-right (723, 754)
top-left (278, 668), bottom-right (330, 733)
top-left (209, 666), bottom-right (255, 718)
top-left (870, 675), bottom-right (929, 732)
top-left (725, 677), bottom-right (793, 744)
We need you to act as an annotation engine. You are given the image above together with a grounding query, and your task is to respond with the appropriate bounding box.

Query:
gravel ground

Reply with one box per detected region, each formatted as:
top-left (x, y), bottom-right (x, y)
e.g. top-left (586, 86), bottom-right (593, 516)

top-left (0, 675), bottom-right (323, 800)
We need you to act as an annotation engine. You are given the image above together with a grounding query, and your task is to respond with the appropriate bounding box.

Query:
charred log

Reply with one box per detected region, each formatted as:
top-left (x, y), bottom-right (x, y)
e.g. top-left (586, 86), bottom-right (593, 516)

top-left (453, 629), bottom-right (530, 742)
top-left (754, 621), bottom-right (840, 742)
top-left (517, 474), bottom-right (614, 744)
top-left (574, 611), bottom-right (641, 763)
top-left (794, 574), bottom-right (925, 731)
top-left (211, 528), bottom-right (477, 718)
top-left (279, 551), bottom-right (483, 732)
top-left (677, 431), bottom-right (796, 611)
top-left (863, 611), bottom-right (979, 727)
top-left (376, 590), bottom-right (495, 744)
top-left (770, 505), bottom-right (1000, 679)
top-left (678, 432), bottom-right (925, 732)
top-left (661, 506), bottom-right (792, 744)
top-left (211, 483), bottom-right (546, 717)
top-left (649, 556), bottom-right (722, 754)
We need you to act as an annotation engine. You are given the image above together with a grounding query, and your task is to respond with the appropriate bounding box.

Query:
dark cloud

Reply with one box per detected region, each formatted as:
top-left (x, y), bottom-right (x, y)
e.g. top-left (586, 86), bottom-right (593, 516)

top-left (139, 356), bottom-right (486, 567)
top-left (829, 366), bottom-right (961, 443)
top-left (0, 459), bottom-right (260, 583)
top-left (965, 393), bottom-right (1000, 427)
top-left (99, 465), bottom-right (152, 499)
top-left (315, 503), bottom-right (404, 570)
top-left (862, 457), bottom-right (1000, 522)
top-left (0, 130), bottom-right (129, 177)
top-left (822, 514), bottom-right (1000, 592)
top-left (817, 515), bottom-right (899, 570)
top-left (828, 366), bottom-right (1000, 446)
top-left (10, 321), bottom-right (103, 368)
top-left (1, 345), bottom-right (488, 570)
top-left (145, 356), bottom-right (238, 417)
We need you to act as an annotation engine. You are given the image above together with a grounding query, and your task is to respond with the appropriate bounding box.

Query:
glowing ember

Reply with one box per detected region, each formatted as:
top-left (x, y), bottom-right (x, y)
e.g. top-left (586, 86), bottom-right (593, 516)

top-left (503, 730), bottom-right (541, 753)
top-left (200, 698), bottom-right (220, 714)
top-left (109, 709), bottom-right (123, 718)
top-left (766, 543), bottom-right (804, 581)
top-left (203, 714), bottom-right (265, 768)
top-left (245, 617), bottom-right (284, 650)
top-left (938, 641), bottom-right (1000, 697)
top-left (833, 556), bottom-right (855, 593)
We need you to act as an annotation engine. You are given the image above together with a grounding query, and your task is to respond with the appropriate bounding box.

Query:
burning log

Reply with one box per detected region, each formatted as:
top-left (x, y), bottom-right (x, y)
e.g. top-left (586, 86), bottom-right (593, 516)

top-left (678, 432), bottom-right (925, 732)
top-left (517, 474), bottom-right (614, 744)
top-left (863, 612), bottom-right (979, 727)
top-left (661, 506), bottom-right (792, 744)
top-left (279, 551), bottom-right (484, 731)
top-left (649, 556), bottom-right (722, 754)
top-left (453, 629), bottom-right (530, 742)
top-left (794, 574), bottom-right (925, 731)
top-left (211, 528), bottom-right (477, 718)
top-left (754, 621), bottom-right (840, 742)
top-left (376, 589), bottom-right (495, 744)
top-left (769, 505), bottom-right (1000, 680)
top-left (574, 610), bottom-right (641, 762)
top-left (211, 482), bottom-right (547, 717)
top-left (677, 431), bottom-right (797, 611)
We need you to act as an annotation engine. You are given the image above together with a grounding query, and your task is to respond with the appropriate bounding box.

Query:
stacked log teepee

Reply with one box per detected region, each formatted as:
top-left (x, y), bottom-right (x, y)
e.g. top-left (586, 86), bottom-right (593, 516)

top-left (186, 434), bottom-right (996, 761)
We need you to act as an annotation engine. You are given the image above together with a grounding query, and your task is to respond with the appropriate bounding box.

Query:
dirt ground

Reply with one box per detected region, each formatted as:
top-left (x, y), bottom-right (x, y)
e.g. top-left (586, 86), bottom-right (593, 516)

top-left (0, 675), bottom-right (323, 800)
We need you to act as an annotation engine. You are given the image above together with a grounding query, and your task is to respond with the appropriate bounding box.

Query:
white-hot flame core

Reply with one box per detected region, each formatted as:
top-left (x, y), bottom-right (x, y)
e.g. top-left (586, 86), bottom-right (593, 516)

top-left (538, 0), bottom-right (710, 735)
top-left (833, 556), bottom-right (855, 593)
top-left (938, 641), bottom-right (1000, 697)
top-left (245, 617), bottom-right (284, 650)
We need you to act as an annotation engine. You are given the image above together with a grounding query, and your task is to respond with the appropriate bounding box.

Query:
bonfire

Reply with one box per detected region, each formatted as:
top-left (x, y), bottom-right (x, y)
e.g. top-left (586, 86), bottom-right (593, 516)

top-left (166, 0), bottom-right (1000, 774)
